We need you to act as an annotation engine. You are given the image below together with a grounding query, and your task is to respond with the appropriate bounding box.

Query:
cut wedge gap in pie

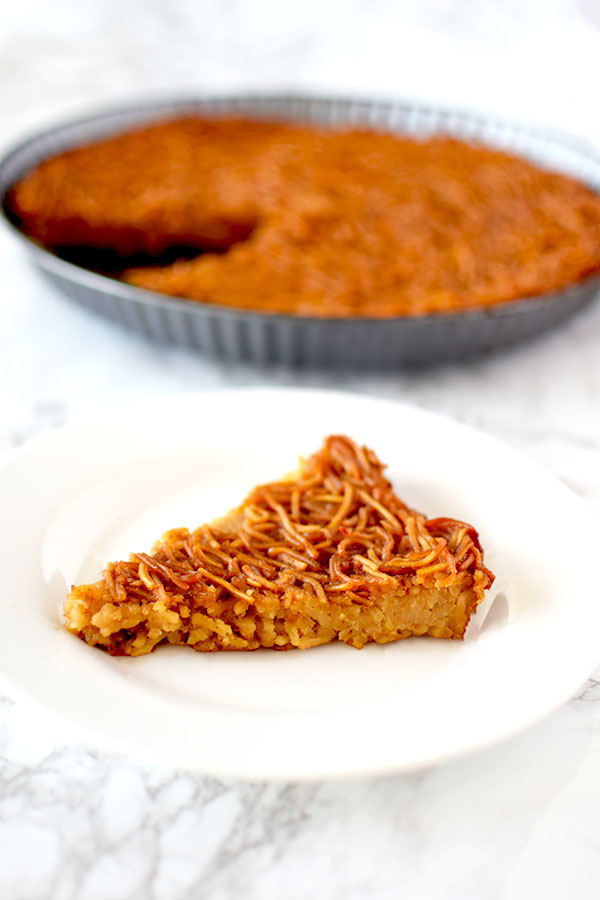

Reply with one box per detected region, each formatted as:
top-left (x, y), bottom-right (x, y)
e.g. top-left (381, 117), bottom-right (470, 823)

top-left (64, 435), bottom-right (495, 656)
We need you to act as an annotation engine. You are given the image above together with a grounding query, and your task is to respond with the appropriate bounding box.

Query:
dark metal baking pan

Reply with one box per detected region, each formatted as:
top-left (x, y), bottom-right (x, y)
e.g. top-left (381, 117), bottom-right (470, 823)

top-left (2, 94), bottom-right (600, 369)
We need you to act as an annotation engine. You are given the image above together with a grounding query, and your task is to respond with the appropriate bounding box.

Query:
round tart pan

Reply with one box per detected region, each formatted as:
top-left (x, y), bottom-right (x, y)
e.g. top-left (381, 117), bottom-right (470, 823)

top-left (2, 94), bottom-right (600, 368)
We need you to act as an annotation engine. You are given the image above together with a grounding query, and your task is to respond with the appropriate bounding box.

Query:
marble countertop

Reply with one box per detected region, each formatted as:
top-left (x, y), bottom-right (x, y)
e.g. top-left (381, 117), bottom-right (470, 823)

top-left (2, 2), bottom-right (600, 897)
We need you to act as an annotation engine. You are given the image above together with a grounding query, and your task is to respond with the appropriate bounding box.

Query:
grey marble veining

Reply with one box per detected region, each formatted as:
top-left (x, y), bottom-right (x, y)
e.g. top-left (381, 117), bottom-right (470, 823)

top-left (2, 691), bottom-right (600, 900)
top-left (2, 1), bottom-right (600, 897)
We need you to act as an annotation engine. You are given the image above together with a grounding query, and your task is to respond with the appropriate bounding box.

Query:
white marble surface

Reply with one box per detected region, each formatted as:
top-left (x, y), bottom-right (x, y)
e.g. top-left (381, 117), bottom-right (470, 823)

top-left (2, 1), bottom-right (600, 897)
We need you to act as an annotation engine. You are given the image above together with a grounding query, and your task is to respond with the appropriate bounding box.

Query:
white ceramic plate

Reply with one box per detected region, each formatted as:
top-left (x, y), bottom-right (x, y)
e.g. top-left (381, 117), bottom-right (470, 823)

top-left (1, 387), bottom-right (599, 780)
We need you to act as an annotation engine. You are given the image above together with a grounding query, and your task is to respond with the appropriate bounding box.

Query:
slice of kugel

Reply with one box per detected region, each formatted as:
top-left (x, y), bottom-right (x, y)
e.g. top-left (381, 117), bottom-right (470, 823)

top-left (64, 436), bottom-right (494, 656)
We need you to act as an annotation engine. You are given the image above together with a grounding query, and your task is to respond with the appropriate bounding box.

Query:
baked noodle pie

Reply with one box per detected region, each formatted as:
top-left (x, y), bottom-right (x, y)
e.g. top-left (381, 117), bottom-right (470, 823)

top-left (64, 435), bottom-right (494, 656)
top-left (9, 118), bottom-right (600, 317)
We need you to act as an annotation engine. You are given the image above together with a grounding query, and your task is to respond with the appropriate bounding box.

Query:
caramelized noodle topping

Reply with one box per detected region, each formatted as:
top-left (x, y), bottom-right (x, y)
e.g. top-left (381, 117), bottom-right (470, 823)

top-left (94, 436), bottom-right (493, 609)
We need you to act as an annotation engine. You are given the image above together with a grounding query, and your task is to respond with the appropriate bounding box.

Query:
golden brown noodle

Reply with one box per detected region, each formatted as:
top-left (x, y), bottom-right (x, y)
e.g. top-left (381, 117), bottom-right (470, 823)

top-left (98, 435), bottom-right (493, 607)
